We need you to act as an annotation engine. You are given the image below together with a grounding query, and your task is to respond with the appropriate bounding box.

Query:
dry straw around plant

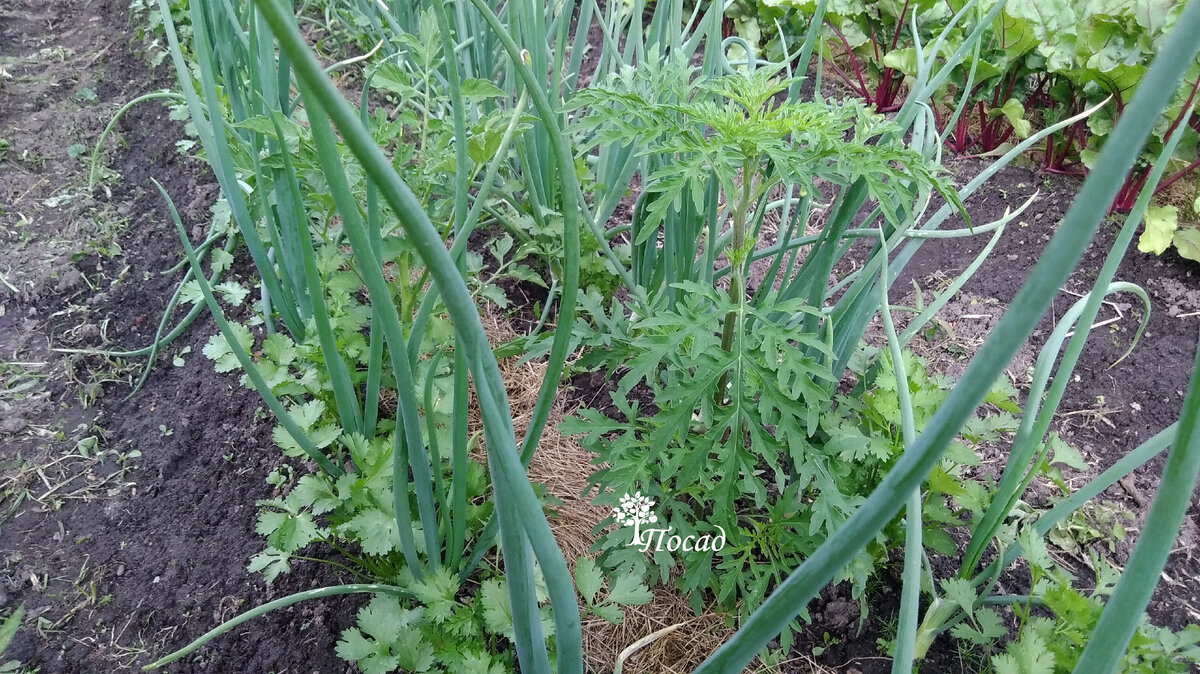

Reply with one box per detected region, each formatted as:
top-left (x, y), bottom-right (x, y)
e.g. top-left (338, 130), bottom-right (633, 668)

top-left (475, 310), bottom-right (785, 673)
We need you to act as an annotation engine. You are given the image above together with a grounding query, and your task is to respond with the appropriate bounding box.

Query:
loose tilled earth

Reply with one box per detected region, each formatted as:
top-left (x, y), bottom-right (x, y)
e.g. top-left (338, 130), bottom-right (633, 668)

top-left (1, 1), bottom-right (1199, 673)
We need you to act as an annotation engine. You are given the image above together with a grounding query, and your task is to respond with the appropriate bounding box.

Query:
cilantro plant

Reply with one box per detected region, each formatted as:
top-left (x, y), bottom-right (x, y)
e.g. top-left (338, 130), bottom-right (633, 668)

top-left (146, 2), bottom-right (658, 672)
top-left (332, 563), bottom-right (648, 674)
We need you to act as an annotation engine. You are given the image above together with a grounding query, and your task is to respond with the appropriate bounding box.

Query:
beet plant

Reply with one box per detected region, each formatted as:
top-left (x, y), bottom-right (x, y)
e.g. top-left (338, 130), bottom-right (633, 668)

top-left (755, 0), bottom-right (1200, 259)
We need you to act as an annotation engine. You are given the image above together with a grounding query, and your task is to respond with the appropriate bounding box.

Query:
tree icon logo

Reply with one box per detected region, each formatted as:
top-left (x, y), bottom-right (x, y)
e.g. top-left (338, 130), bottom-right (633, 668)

top-left (613, 491), bottom-right (658, 546)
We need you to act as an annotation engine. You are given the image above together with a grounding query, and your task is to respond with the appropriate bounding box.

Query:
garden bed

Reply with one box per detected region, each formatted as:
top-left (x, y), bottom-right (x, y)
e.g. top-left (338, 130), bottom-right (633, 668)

top-left (1, 1), bottom-right (1198, 673)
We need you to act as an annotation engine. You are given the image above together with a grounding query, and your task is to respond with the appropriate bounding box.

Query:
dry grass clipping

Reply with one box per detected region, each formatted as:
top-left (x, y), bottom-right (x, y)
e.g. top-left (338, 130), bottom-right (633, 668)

top-left (474, 311), bottom-right (776, 673)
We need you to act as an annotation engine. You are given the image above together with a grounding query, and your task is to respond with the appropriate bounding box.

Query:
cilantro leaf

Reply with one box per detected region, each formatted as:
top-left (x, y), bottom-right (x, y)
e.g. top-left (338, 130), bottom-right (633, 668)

top-left (992, 632), bottom-right (1057, 674)
top-left (340, 508), bottom-right (400, 556)
top-left (286, 474), bottom-right (341, 515)
top-left (254, 506), bottom-right (321, 553)
top-left (480, 579), bottom-right (513, 639)
top-left (335, 626), bottom-right (377, 661)
top-left (247, 547), bottom-right (291, 583)
top-left (392, 628), bottom-right (435, 673)
top-left (950, 607), bottom-right (1006, 646)
top-left (214, 281), bottom-right (249, 306)
top-left (180, 280), bottom-right (204, 305)
top-left (335, 627), bottom-right (400, 674)
top-left (202, 323), bottom-right (254, 373)
top-left (261, 332), bottom-right (297, 366)
top-left (940, 577), bottom-right (979, 614)
top-left (209, 248), bottom-right (234, 273)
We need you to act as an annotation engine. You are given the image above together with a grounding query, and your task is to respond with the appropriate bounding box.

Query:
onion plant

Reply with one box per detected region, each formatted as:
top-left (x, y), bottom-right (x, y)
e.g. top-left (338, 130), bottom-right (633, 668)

top-left (144, 0), bottom-right (586, 670)
top-left (138, 0), bottom-right (1200, 670)
top-left (695, 0), bottom-right (1200, 669)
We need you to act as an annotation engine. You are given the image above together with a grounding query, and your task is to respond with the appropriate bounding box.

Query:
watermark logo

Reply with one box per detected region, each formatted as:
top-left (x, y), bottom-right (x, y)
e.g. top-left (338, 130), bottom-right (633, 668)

top-left (612, 491), bottom-right (658, 546)
top-left (612, 491), bottom-right (726, 553)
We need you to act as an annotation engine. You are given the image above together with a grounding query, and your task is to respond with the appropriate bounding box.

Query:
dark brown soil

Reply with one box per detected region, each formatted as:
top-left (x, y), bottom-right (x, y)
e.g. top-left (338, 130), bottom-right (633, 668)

top-left (899, 157), bottom-right (1200, 629)
top-left (0, 1), bottom-right (356, 672)
top-left (898, 157), bottom-right (1200, 466)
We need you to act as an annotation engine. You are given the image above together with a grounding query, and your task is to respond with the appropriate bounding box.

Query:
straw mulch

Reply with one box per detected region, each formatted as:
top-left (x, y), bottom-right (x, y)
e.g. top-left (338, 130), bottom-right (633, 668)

top-left (476, 311), bottom-right (769, 673)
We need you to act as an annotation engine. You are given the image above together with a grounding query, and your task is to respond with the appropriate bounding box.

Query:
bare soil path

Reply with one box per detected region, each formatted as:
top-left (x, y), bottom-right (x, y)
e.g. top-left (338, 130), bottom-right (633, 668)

top-left (0, 1), bottom-right (353, 671)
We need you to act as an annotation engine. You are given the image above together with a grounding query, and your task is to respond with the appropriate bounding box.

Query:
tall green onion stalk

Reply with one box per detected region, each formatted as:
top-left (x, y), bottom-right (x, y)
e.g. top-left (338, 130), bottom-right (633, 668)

top-left (897, 74), bottom-right (1195, 666)
top-left (696, 0), bottom-right (1200, 669)
top-left (400, 1), bottom-right (1200, 669)
top-left (874, 225), bottom-right (923, 674)
top-left (148, 0), bottom-right (584, 670)
top-left (366, 0), bottom-right (733, 304)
